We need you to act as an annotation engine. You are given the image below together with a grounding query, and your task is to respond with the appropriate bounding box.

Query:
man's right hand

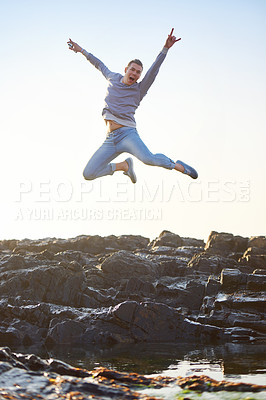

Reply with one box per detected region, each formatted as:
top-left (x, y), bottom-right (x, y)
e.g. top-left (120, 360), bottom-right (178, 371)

top-left (67, 38), bottom-right (83, 53)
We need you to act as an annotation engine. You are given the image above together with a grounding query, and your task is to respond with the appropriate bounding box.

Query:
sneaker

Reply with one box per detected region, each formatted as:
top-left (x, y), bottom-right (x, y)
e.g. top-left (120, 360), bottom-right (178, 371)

top-left (123, 157), bottom-right (137, 183)
top-left (176, 160), bottom-right (198, 179)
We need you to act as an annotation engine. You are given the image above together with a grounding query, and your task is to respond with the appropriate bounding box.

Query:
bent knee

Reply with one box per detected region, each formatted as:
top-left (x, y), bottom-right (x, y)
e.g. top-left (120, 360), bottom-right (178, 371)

top-left (83, 168), bottom-right (96, 181)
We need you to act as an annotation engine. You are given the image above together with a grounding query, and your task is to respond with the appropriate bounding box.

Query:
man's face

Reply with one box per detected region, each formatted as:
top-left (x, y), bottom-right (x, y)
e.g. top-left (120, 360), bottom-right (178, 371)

top-left (123, 62), bottom-right (143, 86)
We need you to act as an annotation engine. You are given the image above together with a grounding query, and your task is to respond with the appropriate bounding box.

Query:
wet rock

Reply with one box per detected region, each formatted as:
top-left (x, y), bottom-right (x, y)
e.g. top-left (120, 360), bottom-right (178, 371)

top-left (176, 374), bottom-right (266, 392)
top-left (221, 268), bottom-right (266, 292)
top-left (1, 348), bottom-right (265, 399)
top-left (198, 292), bottom-right (266, 338)
top-left (46, 319), bottom-right (87, 345)
top-left (153, 279), bottom-right (205, 311)
top-left (253, 269), bottom-right (266, 275)
top-left (150, 245), bottom-right (200, 260)
top-left (205, 276), bottom-right (222, 296)
top-left (215, 293), bottom-right (266, 314)
top-left (221, 268), bottom-right (247, 290)
top-left (247, 273), bottom-right (266, 291)
top-left (109, 300), bottom-right (225, 343)
top-left (188, 253), bottom-right (237, 275)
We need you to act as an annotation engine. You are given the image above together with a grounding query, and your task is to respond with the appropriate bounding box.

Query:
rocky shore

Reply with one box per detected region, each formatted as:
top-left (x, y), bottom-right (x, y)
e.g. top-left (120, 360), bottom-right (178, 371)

top-left (0, 230), bottom-right (265, 398)
top-left (0, 346), bottom-right (265, 399)
top-left (0, 230), bottom-right (265, 347)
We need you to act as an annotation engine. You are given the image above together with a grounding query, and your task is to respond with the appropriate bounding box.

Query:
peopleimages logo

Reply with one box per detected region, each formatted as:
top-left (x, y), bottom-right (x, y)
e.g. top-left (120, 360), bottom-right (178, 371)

top-left (14, 178), bottom-right (251, 204)
top-left (13, 178), bottom-right (250, 222)
top-left (11, 179), bottom-right (250, 222)
top-left (14, 207), bottom-right (163, 222)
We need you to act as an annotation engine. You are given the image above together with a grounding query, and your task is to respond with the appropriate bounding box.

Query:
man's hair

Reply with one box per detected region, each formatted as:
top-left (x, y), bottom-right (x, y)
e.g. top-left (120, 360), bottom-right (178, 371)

top-left (127, 59), bottom-right (143, 69)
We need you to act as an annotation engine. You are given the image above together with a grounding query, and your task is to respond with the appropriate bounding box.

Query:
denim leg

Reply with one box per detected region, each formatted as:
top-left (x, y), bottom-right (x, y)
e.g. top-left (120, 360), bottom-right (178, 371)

top-left (83, 137), bottom-right (119, 180)
top-left (117, 128), bottom-right (176, 170)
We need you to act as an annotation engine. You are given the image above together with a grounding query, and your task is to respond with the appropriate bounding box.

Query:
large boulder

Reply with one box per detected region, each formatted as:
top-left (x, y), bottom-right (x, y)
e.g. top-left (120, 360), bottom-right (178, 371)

top-left (100, 250), bottom-right (158, 279)
top-left (205, 231), bottom-right (248, 254)
top-left (0, 261), bottom-right (86, 307)
top-left (46, 319), bottom-right (87, 345)
top-left (188, 253), bottom-right (237, 275)
top-left (150, 230), bottom-right (182, 248)
top-left (109, 301), bottom-right (225, 343)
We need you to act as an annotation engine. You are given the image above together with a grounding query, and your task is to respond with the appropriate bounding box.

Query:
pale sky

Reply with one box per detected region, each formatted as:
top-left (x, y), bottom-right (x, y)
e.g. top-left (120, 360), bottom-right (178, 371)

top-left (1, 0), bottom-right (265, 241)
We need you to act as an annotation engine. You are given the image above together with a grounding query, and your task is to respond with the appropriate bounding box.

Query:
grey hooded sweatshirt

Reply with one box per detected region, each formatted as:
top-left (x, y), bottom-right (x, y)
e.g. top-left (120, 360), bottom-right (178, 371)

top-left (82, 47), bottom-right (169, 128)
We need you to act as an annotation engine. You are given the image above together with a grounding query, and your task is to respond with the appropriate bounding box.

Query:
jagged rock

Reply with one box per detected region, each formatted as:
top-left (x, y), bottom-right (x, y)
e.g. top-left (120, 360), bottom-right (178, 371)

top-left (188, 253), bottom-right (237, 275)
top-left (181, 237), bottom-right (205, 247)
top-left (12, 234), bottom-right (150, 255)
top-left (150, 230), bottom-right (182, 248)
top-left (0, 262), bottom-right (87, 307)
top-left (100, 250), bottom-right (158, 279)
top-left (205, 276), bottom-right (222, 296)
top-left (122, 277), bottom-right (155, 295)
top-left (0, 254), bottom-right (27, 271)
top-left (0, 230), bottom-right (265, 348)
top-left (153, 279), bottom-right (205, 311)
top-left (253, 269), bottom-right (266, 275)
top-left (247, 274), bottom-right (266, 291)
top-left (46, 318), bottom-right (87, 345)
top-left (157, 257), bottom-right (188, 277)
top-left (1, 347), bottom-right (265, 399)
top-left (248, 236), bottom-right (266, 249)
top-left (221, 268), bottom-right (266, 292)
top-left (205, 231), bottom-right (248, 254)
top-left (239, 246), bottom-right (266, 269)
top-left (198, 292), bottom-right (266, 337)
top-left (110, 300), bottom-right (225, 343)
top-left (0, 239), bottom-right (18, 251)
top-left (150, 245), bottom-right (200, 259)
top-left (221, 268), bottom-right (247, 290)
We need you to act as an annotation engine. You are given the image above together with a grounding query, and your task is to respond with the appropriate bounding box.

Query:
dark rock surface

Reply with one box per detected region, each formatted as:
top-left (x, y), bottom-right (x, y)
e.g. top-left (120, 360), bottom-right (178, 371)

top-left (0, 230), bottom-right (265, 348)
top-left (0, 347), bottom-right (265, 399)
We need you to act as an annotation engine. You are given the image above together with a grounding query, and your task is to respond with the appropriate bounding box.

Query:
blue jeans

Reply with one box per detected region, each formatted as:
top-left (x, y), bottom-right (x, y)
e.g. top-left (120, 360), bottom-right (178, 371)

top-left (83, 127), bottom-right (176, 180)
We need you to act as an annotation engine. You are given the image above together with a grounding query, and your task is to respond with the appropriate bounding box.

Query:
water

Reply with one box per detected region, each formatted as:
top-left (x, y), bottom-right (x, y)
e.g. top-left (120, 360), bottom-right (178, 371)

top-left (11, 341), bottom-right (266, 386)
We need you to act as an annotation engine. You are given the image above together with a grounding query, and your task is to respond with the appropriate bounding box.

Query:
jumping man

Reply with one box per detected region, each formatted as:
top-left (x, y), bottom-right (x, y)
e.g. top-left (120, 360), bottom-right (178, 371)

top-left (67, 28), bottom-right (198, 184)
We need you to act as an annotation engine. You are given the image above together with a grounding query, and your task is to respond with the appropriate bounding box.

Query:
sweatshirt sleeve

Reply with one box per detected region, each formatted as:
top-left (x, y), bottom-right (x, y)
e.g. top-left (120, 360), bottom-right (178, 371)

top-left (139, 47), bottom-right (168, 100)
top-left (82, 50), bottom-right (115, 80)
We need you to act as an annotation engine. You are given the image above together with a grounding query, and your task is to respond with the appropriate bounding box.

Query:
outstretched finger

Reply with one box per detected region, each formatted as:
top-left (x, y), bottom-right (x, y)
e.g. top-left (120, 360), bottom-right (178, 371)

top-left (169, 28), bottom-right (174, 37)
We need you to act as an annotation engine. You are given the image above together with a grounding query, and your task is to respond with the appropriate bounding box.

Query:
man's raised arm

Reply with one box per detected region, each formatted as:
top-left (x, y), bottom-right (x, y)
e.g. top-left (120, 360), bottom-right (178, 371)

top-left (67, 38), bottom-right (114, 80)
top-left (139, 28), bottom-right (181, 100)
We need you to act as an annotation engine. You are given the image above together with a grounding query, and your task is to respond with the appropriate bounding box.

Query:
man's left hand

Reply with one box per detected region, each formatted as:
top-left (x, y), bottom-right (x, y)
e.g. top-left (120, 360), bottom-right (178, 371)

top-left (164, 28), bottom-right (181, 49)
